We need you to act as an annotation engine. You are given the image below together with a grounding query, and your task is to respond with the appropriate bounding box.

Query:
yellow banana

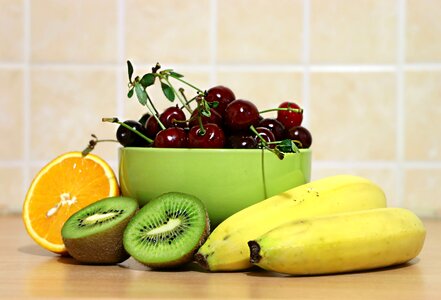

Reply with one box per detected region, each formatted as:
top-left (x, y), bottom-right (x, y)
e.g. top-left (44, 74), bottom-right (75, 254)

top-left (194, 175), bottom-right (387, 271)
top-left (248, 207), bottom-right (426, 275)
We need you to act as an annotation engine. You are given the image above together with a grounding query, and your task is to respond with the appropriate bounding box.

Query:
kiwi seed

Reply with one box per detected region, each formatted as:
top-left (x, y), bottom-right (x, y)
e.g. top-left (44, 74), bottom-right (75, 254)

top-left (123, 192), bottom-right (210, 269)
top-left (61, 196), bottom-right (139, 264)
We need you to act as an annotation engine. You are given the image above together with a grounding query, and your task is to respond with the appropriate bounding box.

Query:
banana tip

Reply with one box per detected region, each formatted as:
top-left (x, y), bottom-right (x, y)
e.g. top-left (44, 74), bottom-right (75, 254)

top-left (248, 241), bottom-right (262, 264)
top-left (194, 253), bottom-right (209, 270)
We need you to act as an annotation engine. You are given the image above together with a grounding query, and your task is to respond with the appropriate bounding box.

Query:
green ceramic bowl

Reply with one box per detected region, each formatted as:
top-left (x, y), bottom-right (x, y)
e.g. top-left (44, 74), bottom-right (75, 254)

top-left (119, 148), bottom-right (311, 227)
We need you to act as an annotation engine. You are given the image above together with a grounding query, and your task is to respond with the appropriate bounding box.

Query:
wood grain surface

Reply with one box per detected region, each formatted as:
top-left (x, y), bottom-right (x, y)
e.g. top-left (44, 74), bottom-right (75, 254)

top-left (1, 216), bottom-right (440, 299)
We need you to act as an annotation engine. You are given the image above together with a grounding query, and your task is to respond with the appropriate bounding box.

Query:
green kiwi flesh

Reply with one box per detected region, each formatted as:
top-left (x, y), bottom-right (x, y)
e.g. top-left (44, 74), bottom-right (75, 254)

top-left (61, 196), bottom-right (138, 264)
top-left (123, 192), bottom-right (210, 268)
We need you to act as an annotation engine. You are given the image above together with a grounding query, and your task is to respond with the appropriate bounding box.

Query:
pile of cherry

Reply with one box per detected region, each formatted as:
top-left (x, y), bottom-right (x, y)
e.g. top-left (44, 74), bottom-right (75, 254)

top-left (115, 85), bottom-right (311, 151)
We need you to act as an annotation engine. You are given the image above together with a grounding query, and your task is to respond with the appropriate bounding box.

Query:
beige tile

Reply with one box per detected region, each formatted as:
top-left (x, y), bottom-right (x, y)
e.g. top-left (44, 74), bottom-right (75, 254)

top-left (0, 69), bottom-right (24, 160)
top-left (125, 0), bottom-right (210, 64)
top-left (311, 167), bottom-right (398, 207)
top-left (405, 71), bottom-right (441, 160)
top-left (123, 71), bottom-right (211, 121)
top-left (310, 0), bottom-right (397, 63)
top-left (406, 0), bottom-right (441, 62)
top-left (0, 0), bottom-right (24, 61)
top-left (217, 0), bottom-right (303, 64)
top-left (310, 72), bottom-right (396, 161)
top-left (31, 0), bottom-right (117, 63)
top-left (404, 168), bottom-right (441, 217)
top-left (30, 68), bottom-right (118, 162)
top-left (216, 71), bottom-right (303, 117)
top-left (0, 167), bottom-right (24, 214)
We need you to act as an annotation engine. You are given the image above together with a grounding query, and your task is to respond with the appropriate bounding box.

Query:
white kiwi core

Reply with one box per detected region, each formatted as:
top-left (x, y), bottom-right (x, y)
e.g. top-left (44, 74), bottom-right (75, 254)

top-left (147, 218), bottom-right (181, 235)
top-left (84, 212), bottom-right (118, 225)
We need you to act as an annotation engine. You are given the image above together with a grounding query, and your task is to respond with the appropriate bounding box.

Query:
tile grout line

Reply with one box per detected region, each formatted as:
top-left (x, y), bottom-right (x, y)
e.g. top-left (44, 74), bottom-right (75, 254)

top-left (116, 0), bottom-right (125, 118)
top-left (3, 62), bottom-right (441, 72)
top-left (22, 0), bottom-right (31, 203)
top-left (112, 0), bottom-right (126, 179)
top-left (301, 0), bottom-right (311, 127)
top-left (209, 0), bottom-right (218, 85)
top-left (396, 0), bottom-right (406, 207)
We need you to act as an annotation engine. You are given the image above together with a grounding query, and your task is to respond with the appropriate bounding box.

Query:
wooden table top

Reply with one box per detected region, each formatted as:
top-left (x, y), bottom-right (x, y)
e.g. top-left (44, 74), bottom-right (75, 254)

top-left (1, 216), bottom-right (440, 299)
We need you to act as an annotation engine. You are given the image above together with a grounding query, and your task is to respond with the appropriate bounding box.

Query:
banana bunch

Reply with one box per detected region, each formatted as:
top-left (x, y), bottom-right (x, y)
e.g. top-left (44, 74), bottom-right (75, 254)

top-left (248, 207), bottom-right (426, 275)
top-left (195, 175), bottom-right (388, 271)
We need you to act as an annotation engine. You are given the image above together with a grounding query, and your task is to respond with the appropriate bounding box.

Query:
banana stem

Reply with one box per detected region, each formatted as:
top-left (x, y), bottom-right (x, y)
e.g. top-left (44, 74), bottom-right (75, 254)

top-left (248, 241), bottom-right (262, 264)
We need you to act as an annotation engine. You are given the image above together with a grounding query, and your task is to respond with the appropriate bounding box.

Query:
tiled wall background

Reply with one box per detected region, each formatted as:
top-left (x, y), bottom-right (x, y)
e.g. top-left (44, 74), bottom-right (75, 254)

top-left (1, 0), bottom-right (440, 217)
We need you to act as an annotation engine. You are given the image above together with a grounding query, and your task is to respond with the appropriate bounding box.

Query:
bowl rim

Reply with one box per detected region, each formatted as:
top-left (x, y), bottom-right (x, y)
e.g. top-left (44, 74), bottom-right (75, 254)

top-left (118, 147), bottom-right (311, 155)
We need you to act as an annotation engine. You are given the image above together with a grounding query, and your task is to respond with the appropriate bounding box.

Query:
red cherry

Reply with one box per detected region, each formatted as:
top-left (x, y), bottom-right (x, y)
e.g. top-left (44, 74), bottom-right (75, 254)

top-left (277, 102), bottom-right (303, 129)
top-left (227, 134), bottom-right (257, 149)
top-left (116, 120), bottom-right (149, 147)
top-left (143, 115), bottom-right (161, 139)
top-left (253, 127), bottom-right (276, 149)
top-left (205, 85), bottom-right (236, 115)
top-left (138, 113), bottom-right (151, 125)
top-left (188, 124), bottom-right (225, 148)
top-left (224, 99), bottom-right (260, 132)
top-left (154, 127), bottom-right (188, 148)
top-left (159, 106), bottom-right (187, 128)
top-left (258, 118), bottom-right (286, 141)
top-left (287, 126), bottom-right (312, 148)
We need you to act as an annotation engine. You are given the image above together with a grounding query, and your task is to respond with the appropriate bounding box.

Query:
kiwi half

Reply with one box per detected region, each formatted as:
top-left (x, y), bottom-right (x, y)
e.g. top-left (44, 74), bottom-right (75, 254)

top-left (61, 196), bottom-right (138, 264)
top-left (123, 192), bottom-right (210, 269)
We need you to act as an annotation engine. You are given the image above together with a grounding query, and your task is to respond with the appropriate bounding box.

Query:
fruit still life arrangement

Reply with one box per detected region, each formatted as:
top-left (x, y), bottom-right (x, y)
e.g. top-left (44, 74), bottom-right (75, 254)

top-left (22, 62), bottom-right (426, 276)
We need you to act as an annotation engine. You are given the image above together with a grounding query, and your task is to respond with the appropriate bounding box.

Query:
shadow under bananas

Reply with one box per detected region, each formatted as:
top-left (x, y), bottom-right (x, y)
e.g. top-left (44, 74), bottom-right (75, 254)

top-left (245, 258), bottom-right (421, 278)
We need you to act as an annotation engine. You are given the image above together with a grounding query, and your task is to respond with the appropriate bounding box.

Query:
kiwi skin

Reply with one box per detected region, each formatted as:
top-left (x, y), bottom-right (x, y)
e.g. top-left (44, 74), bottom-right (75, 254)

top-left (62, 197), bottom-right (138, 264)
top-left (63, 216), bottom-right (134, 264)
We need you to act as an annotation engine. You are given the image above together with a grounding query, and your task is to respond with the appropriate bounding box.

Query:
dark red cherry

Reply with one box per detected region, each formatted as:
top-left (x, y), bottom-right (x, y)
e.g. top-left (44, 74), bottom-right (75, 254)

top-left (258, 118), bottom-right (286, 141)
top-left (154, 127), bottom-right (188, 148)
top-left (227, 134), bottom-right (258, 149)
top-left (159, 106), bottom-right (187, 128)
top-left (205, 85), bottom-right (236, 115)
top-left (143, 115), bottom-right (161, 139)
top-left (116, 120), bottom-right (148, 147)
top-left (253, 127), bottom-right (276, 149)
top-left (189, 108), bottom-right (223, 128)
top-left (138, 112), bottom-right (151, 125)
top-left (188, 123), bottom-right (225, 148)
top-left (224, 99), bottom-right (260, 132)
top-left (287, 126), bottom-right (312, 149)
top-left (277, 102), bottom-right (303, 129)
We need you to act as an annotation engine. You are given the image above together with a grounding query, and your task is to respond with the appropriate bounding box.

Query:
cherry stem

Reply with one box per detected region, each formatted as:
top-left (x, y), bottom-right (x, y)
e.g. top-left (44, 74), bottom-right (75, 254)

top-left (81, 134), bottom-right (118, 156)
top-left (267, 140), bottom-right (300, 154)
top-left (249, 125), bottom-right (284, 160)
top-left (179, 91), bottom-right (204, 110)
top-left (152, 62), bottom-right (161, 73)
top-left (142, 95), bottom-right (165, 130)
top-left (102, 117), bottom-right (154, 144)
top-left (178, 88), bottom-right (194, 110)
top-left (195, 96), bottom-right (206, 135)
top-left (259, 107), bottom-right (303, 114)
top-left (197, 116), bottom-right (206, 136)
top-left (173, 76), bottom-right (203, 93)
top-left (249, 125), bottom-right (268, 146)
top-left (146, 91), bottom-right (159, 116)
top-left (164, 77), bottom-right (193, 114)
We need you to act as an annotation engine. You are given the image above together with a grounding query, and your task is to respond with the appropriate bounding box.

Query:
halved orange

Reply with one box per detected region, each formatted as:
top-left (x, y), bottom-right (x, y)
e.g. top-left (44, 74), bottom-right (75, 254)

top-left (23, 152), bottom-right (120, 254)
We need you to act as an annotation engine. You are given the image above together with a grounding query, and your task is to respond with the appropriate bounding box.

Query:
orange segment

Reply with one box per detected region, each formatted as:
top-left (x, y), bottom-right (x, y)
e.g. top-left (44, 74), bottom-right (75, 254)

top-left (22, 152), bottom-right (120, 254)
